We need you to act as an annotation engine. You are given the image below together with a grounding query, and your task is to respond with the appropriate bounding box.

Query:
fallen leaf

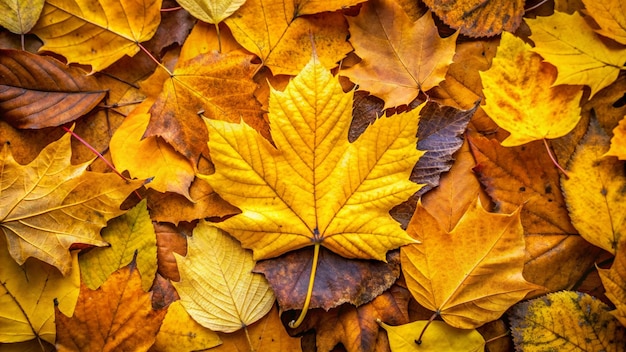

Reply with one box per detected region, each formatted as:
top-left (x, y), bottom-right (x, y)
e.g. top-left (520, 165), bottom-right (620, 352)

top-left (110, 99), bottom-right (195, 199)
top-left (378, 320), bottom-right (485, 352)
top-left (0, 0), bottom-right (45, 34)
top-left (173, 221), bottom-right (275, 333)
top-left (154, 222), bottom-right (188, 282)
top-left (294, 0), bottom-right (365, 15)
top-left (152, 300), bottom-right (222, 352)
top-left (79, 199), bottom-right (157, 292)
top-left (0, 236), bottom-right (79, 344)
top-left (402, 198), bottom-right (542, 329)
top-left (176, 0), bottom-right (246, 24)
top-left (344, 2), bottom-right (457, 109)
top-left (582, 0), bottom-right (626, 45)
top-left (527, 11), bottom-right (626, 97)
top-left (55, 262), bottom-right (166, 352)
top-left (0, 49), bottom-right (106, 129)
top-left (31, 0), bottom-right (162, 73)
top-left (224, 0), bottom-right (353, 75)
top-left (0, 132), bottom-right (144, 274)
top-left (422, 0), bottom-right (524, 37)
top-left (480, 31), bottom-right (583, 146)
top-left (509, 291), bottom-right (626, 351)
top-left (562, 118), bottom-right (626, 254)
top-left (606, 115), bottom-right (626, 159)
top-left (599, 239), bottom-right (626, 327)
top-left (0, 340), bottom-right (55, 352)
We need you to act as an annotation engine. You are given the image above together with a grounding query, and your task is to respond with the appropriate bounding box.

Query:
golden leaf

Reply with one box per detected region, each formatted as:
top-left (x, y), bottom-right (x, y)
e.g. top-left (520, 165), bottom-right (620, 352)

top-left (606, 115), bottom-right (626, 160)
top-left (0, 0), bottom-right (45, 34)
top-left (172, 221), bottom-right (275, 333)
top-left (176, 0), bottom-right (246, 24)
top-left (378, 320), bottom-right (485, 352)
top-left (480, 31), bottom-right (583, 146)
top-left (599, 239), bottom-right (626, 327)
top-left (527, 11), bottom-right (626, 97)
top-left (153, 301), bottom-right (222, 351)
top-left (582, 0), bottom-right (626, 45)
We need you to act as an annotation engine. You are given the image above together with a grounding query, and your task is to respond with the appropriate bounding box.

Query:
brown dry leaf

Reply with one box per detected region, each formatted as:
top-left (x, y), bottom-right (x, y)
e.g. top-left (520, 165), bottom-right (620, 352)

top-left (154, 222), bottom-right (188, 282)
top-left (344, 1), bottom-right (457, 109)
top-left (55, 262), bottom-right (166, 352)
top-left (0, 49), bottom-right (106, 129)
top-left (599, 239), bottom-right (626, 327)
top-left (402, 198), bottom-right (542, 329)
top-left (224, 0), bottom-right (353, 75)
top-left (423, 0), bottom-right (524, 37)
top-left (0, 132), bottom-right (144, 274)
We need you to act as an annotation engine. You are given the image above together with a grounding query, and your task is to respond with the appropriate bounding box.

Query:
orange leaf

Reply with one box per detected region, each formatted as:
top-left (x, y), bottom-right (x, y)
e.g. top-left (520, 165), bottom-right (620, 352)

top-left (582, 0), bottom-right (626, 45)
top-left (599, 239), bottom-right (626, 327)
top-left (344, 2), bottom-right (457, 109)
top-left (55, 262), bottom-right (166, 352)
top-left (606, 115), bottom-right (626, 160)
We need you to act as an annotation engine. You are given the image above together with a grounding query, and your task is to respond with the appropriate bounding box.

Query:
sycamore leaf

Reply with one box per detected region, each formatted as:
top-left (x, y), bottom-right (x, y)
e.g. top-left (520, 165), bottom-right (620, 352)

top-left (599, 239), bottom-right (626, 327)
top-left (562, 118), bottom-right (626, 254)
top-left (55, 262), bottom-right (166, 352)
top-left (172, 221), bottom-right (275, 333)
top-left (202, 56), bottom-right (423, 261)
top-left (509, 291), bottom-right (626, 351)
top-left (480, 31), bottom-right (583, 146)
top-left (0, 0), bottom-right (44, 34)
top-left (110, 100), bottom-right (195, 199)
top-left (606, 115), bottom-right (626, 159)
top-left (378, 320), bottom-right (485, 352)
top-left (0, 49), bottom-right (107, 129)
top-left (31, 0), bottom-right (162, 73)
top-left (0, 236), bottom-right (79, 344)
top-left (583, 0), bottom-right (626, 45)
top-left (344, 2), bottom-right (457, 109)
top-left (176, 0), bottom-right (246, 24)
top-left (224, 0), bottom-right (353, 75)
top-left (79, 199), bottom-right (157, 292)
top-left (152, 301), bottom-right (222, 351)
top-left (402, 198), bottom-right (542, 329)
top-left (0, 132), bottom-right (144, 275)
top-left (527, 11), bottom-right (626, 97)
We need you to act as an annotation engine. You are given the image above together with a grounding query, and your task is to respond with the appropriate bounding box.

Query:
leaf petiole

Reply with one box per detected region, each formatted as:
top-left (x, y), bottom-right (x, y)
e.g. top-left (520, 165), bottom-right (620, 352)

top-left (289, 242), bottom-right (321, 329)
top-left (415, 311), bottom-right (438, 345)
top-left (543, 139), bottom-right (569, 179)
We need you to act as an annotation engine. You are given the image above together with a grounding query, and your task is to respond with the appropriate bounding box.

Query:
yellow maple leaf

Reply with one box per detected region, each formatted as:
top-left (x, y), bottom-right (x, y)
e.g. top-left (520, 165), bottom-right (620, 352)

top-left (402, 198), bottom-right (542, 329)
top-left (0, 132), bottom-right (144, 275)
top-left (582, 0), bottom-right (626, 45)
top-left (344, 2), bottom-right (458, 109)
top-left (480, 31), bottom-right (583, 147)
top-left (0, 0), bottom-right (45, 34)
top-left (527, 11), bottom-right (626, 97)
top-left (31, 0), bottom-right (162, 72)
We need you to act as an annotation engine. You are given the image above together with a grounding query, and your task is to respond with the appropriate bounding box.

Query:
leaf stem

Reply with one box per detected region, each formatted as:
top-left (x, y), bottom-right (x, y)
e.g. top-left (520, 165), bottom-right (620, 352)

top-left (542, 139), bottom-right (569, 179)
top-left (415, 311), bottom-right (438, 345)
top-left (215, 23), bottom-right (222, 53)
top-left (289, 242), bottom-right (320, 329)
top-left (484, 332), bottom-right (509, 345)
top-left (138, 43), bottom-right (172, 76)
top-left (243, 325), bottom-right (255, 352)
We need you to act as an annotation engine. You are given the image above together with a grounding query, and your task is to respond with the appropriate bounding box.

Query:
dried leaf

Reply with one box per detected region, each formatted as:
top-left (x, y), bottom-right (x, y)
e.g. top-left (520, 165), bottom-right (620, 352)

top-left (599, 239), bottom-right (626, 327)
top-left (0, 0), bottom-right (45, 34)
top-left (606, 115), bottom-right (626, 159)
top-left (379, 320), bottom-right (484, 352)
top-left (0, 49), bottom-right (106, 129)
top-left (582, 0), bottom-right (626, 45)
top-left (152, 301), bottom-right (222, 351)
top-left (177, 0), bottom-right (246, 23)
top-left (154, 222), bottom-right (188, 282)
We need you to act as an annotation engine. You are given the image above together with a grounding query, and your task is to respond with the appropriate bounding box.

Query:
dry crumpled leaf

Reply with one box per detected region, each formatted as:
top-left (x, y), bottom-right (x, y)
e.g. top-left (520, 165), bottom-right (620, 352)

top-left (203, 56), bottom-right (423, 262)
top-left (509, 291), bottom-right (626, 351)
top-left (422, 0), bottom-right (524, 37)
top-left (402, 198), bottom-right (542, 329)
top-left (152, 300), bottom-right (222, 352)
top-left (55, 262), bottom-right (166, 352)
top-left (172, 221), bottom-right (275, 333)
top-left (0, 236), bottom-right (79, 345)
top-left (0, 49), bottom-right (106, 129)
top-left (582, 0), bottom-right (626, 45)
top-left (480, 31), bottom-right (583, 146)
top-left (176, 0), bottom-right (246, 24)
top-left (599, 239), bottom-right (626, 327)
top-left (0, 132), bottom-right (144, 275)
top-left (378, 320), bottom-right (485, 352)
top-left (31, 0), bottom-right (161, 73)
top-left (0, 0), bottom-right (45, 34)
top-left (606, 115), bottom-right (626, 159)
top-left (562, 118), bottom-right (626, 254)
top-left (527, 11), bottom-right (626, 98)
top-left (79, 199), bottom-right (157, 292)
top-left (343, 0), bottom-right (457, 109)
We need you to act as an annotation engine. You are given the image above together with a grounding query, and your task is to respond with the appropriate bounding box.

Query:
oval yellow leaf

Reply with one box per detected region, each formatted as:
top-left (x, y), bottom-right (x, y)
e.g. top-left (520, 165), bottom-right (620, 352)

top-left (153, 301), bottom-right (222, 351)
top-left (378, 320), bottom-right (485, 352)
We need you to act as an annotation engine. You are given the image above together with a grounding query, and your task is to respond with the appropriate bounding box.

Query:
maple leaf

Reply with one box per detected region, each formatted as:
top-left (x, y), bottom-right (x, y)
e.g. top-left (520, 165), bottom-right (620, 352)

top-left (173, 221), bottom-right (275, 333)
top-left (480, 31), bottom-right (583, 147)
top-left (378, 320), bottom-right (485, 352)
top-left (344, 1), bottom-right (458, 109)
top-left (0, 132), bottom-right (144, 274)
top-left (402, 198), bottom-right (542, 329)
top-left (582, 0), bottom-right (626, 45)
top-left (509, 291), bottom-right (626, 351)
top-left (527, 11), bottom-right (626, 98)
top-left (0, 49), bottom-right (107, 129)
top-left (0, 0), bottom-right (44, 34)
top-left (55, 261), bottom-right (166, 352)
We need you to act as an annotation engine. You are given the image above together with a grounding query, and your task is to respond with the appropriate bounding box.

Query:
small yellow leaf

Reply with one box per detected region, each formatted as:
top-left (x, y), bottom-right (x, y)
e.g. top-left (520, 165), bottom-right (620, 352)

top-left (79, 199), bottom-right (157, 292)
top-left (599, 239), bottom-right (626, 327)
top-left (176, 0), bottom-right (246, 23)
top-left (527, 11), bottom-right (626, 97)
top-left (480, 31), bottom-right (583, 146)
top-left (509, 291), bottom-right (626, 351)
top-left (378, 320), bottom-right (485, 352)
top-left (582, 0), bottom-right (626, 45)
top-left (173, 221), bottom-right (275, 333)
top-left (0, 0), bottom-right (45, 34)
top-left (562, 118), bottom-right (626, 254)
top-left (153, 301), bottom-right (222, 351)
top-left (606, 115), bottom-right (626, 160)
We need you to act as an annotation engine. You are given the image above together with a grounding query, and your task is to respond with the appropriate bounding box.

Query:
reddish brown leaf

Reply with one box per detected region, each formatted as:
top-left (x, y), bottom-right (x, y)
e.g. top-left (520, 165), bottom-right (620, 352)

top-left (154, 222), bottom-right (189, 282)
top-left (0, 49), bottom-right (106, 129)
